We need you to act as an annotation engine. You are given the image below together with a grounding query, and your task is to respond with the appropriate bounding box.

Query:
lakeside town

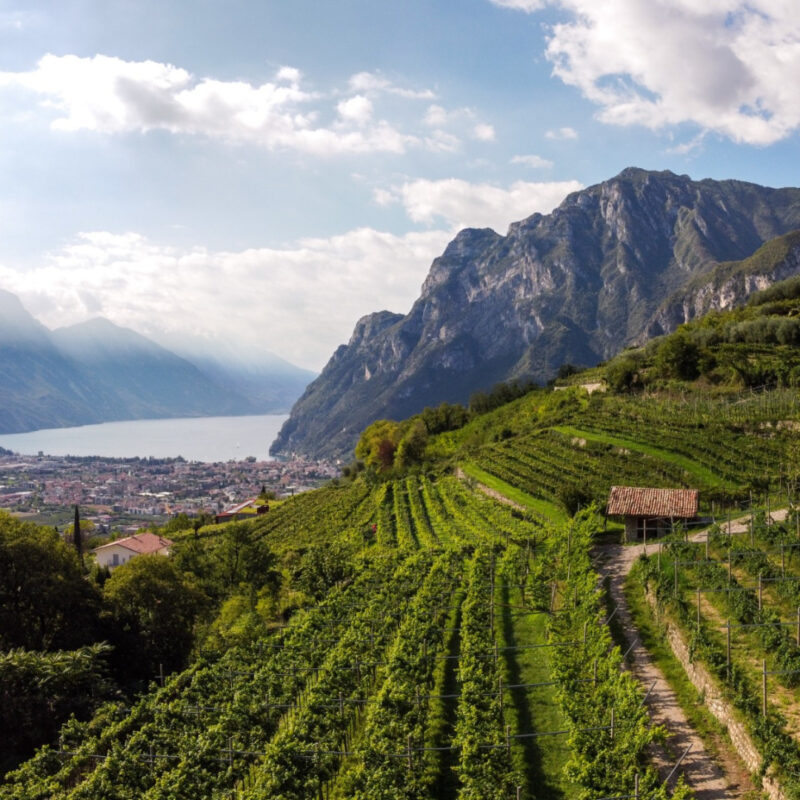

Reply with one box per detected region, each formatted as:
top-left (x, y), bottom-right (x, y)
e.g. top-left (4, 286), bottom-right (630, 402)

top-left (0, 448), bottom-right (339, 534)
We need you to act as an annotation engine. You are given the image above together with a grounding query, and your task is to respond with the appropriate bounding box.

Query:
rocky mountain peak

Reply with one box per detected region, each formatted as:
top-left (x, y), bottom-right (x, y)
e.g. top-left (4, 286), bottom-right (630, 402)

top-left (272, 168), bottom-right (800, 460)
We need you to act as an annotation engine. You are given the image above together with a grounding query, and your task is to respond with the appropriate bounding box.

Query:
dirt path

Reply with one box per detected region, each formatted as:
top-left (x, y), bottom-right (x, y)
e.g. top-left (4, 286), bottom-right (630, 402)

top-left (454, 467), bottom-right (527, 511)
top-left (595, 542), bottom-right (750, 799)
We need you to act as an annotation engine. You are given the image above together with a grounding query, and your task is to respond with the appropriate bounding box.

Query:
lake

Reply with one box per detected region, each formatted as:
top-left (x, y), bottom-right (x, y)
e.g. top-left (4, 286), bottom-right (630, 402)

top-left (0, 414), bottom-right (289, 462)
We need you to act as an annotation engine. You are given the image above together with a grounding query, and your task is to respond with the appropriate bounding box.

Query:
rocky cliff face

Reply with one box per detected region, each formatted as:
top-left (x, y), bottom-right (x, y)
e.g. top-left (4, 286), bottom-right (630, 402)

top-left (641, 231), bottom-right (800, 339)
top-left (272, 168), bottom-right (800, 460)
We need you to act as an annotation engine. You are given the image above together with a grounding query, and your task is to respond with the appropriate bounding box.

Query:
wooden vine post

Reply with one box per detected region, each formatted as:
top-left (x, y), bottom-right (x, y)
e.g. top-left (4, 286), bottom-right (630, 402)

top-left (696, 587), bottom-right (701, 627)
top-left (726, 619), bottom-right (732, 679)
top-left (796, 606), bottom-right (800, 647)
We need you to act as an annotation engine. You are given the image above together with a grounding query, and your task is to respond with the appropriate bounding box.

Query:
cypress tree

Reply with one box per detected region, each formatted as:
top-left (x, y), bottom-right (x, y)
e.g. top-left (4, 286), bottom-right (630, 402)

top-left (73, 504), bottom-right (83, 565)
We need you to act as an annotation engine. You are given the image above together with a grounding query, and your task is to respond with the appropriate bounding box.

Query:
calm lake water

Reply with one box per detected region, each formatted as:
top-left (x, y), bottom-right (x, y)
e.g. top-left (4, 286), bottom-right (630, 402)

top-left (0, 414), bottom-right (289, 462)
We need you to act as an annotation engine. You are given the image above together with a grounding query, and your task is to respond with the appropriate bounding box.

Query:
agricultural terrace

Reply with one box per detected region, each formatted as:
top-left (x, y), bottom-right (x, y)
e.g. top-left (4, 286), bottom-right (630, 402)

top-left (7, 379), bottom-right (800, 799)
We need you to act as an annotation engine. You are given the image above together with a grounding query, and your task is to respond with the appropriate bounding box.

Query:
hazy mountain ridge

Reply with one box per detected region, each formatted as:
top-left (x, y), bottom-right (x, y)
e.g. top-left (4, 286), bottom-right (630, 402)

top-left (272, 168), bottom-right (800, 460)
top-left (0, 294), bottom-right (313, 434)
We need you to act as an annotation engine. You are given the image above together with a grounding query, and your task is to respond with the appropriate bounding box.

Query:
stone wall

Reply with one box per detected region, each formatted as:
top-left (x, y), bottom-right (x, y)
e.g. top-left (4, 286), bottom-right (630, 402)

top-left (646, 592), bottom-right (787, 800)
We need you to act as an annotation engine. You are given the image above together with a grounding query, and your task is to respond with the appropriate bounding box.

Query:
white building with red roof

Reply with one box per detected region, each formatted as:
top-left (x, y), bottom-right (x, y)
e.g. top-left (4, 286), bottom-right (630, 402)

top-left (92, 532), bottom-right (173, 570)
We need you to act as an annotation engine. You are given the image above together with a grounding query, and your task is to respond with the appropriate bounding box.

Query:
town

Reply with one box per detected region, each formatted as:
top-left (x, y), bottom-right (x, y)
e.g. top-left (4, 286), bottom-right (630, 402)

top-left (0, 448), bottom-right (339, 534)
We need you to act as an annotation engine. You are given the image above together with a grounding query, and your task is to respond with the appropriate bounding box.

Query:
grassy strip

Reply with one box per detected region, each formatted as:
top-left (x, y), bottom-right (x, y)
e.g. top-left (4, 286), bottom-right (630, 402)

top-left (622, 567), bottom-right (732, 770)
top-left (499, 582), bottom-right (570, 798)
top-left (459, 462), bottom-right (567, 523)
top-left (552, 425), bottom-right (726, 488)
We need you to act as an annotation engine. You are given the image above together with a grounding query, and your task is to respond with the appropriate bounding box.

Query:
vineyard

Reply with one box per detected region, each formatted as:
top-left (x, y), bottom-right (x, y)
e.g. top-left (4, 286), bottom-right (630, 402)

top-left (629, 508), bottom-right (800, 797)
top-left (3, 466), bottom-right (693, 800)
top-left (9, 359), bottom-right (800, 798)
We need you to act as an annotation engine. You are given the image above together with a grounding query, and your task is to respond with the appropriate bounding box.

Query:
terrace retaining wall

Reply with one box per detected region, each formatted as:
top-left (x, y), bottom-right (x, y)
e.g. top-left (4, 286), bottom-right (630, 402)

top-left (645, 591), bottom-right (787, 800)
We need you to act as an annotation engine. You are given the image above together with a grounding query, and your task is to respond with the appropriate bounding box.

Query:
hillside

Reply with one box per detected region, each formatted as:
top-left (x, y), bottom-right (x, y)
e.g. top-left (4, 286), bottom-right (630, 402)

top-left (9, 285), bottom-right (800, 797)
top-left (272, 167), bottom-right (800, 461)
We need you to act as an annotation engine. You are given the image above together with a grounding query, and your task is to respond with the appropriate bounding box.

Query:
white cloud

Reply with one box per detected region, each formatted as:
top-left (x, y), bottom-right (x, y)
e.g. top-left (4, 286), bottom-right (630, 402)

top-left (384, 177), bottom-right (583, 232)
top-left (423, 104), bottom-right (450, 127)
top-left (275, 66), bottom-right (302, 84)
top-left (545, 126), bottom-right (578, 140)
top-left (511, 154), bottom-right (553, 168)
top-left (372, 188), bottom-right (397, 206)
top-left (337, 95), bottom-right (373, 125)
top-left (0, 228), bottom-right (453, 370)
top-left (0, 54), bottom-right (442, 155)
top-left (348, 70), bottom-right (436, 99)
top-left (499, 0), bottom-right (800, 146)
top-left (421, 103), bottom-right (495, 147)
top-left (473, 123), bottom-right (496, 141)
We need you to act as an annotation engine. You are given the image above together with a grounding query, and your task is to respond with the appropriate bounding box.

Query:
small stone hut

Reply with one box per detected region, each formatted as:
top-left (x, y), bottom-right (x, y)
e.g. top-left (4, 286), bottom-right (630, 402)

top-left (606, 486), bottom-right (699, 542)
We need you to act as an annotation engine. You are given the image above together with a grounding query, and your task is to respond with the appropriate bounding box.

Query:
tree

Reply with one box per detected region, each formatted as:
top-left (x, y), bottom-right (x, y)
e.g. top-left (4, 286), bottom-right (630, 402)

top-left (395, 419), bottom-right (429, 469)
top-left (290, 542), bottom-right (355, 601)
top-left (355, 419), bottom-right (402, 470)
top-left (0, 512), bottom-right (101, 651)
top-left (171, 522), bottom-right (281, 601)
top-left (420, 402), bottom-right (471, 434)
top-left (0, 644), bottom-right (113, 772)
top-left (101, 556), bottom-right (207, 679)
top-left (215, 524), bottom-right (281, 594)
top-left (73, 505), bottom-right (83, 566)
top-left (654, 330), bottom-right (700, 380)
top-left (604, 356), bottom-right (640, 393)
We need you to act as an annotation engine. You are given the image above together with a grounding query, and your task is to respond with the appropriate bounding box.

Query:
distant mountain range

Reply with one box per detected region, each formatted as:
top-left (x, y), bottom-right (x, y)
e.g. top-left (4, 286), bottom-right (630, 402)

top-left (272, 167), bottom-right (800, 460)
top-left (0, 291), bottom-right (315, 434)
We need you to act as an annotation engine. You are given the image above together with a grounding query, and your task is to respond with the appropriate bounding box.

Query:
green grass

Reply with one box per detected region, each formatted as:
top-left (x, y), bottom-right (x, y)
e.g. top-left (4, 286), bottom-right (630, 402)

top-left (459, 462), bottom-right (567, 523)
top-left (552, 425), bottom-right (727, 488)
top-left (499, 583), bottom-right (570, 798)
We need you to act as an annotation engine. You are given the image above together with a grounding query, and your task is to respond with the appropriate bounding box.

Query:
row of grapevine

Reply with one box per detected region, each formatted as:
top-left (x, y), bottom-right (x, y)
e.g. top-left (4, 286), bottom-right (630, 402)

top-left (333, 549), bottom-right (465, 798)
top-left (453, 550), bottom-right (520, 799)
top-left (3, 552), bottom-right (409, 800)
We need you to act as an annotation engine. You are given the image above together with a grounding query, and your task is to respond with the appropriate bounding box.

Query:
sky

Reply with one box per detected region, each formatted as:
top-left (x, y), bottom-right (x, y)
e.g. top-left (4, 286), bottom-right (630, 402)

top-left (0, 0), bottom-right (799, 371)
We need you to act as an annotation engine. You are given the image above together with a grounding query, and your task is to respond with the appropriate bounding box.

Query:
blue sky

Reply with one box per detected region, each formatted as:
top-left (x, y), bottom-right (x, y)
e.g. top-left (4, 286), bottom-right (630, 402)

top-left (0, 0), bottom-right (798, 369)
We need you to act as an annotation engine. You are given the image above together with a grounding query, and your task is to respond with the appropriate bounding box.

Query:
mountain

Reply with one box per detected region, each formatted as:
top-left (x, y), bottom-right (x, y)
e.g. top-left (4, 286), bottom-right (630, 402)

top-left (0, 292), bottom-right (117, 433)
top-left (0, 297), bottom-right (312, 435)
top-left (52, 318), bottom-right (256, 420)
top-left (640, 230), bottom-right (800, 341)
top-left (272, 167), bottom-right (800, 460)
top-left (157, 332), bottom-right (316, 413)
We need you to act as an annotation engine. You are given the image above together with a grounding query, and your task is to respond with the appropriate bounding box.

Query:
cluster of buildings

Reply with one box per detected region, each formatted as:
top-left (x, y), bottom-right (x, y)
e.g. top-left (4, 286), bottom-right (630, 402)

top-left (0, 452), bottom-right (339, 533)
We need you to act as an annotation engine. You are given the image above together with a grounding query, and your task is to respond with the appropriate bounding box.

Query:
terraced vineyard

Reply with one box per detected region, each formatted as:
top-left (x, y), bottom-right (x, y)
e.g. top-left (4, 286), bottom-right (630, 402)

top-left (10, 353), bottom-right (800, 799)
top-left (629, 510), bottom-right (800, 797)
top-left (3, 469), bottom-right (690, 800)
top-left (465, 388), bottom-right (799, 516)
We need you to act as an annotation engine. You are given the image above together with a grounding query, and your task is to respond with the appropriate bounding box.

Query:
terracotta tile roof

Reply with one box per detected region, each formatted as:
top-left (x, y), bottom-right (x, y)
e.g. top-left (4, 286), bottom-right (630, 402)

top-left (92, 532), bottom-right (173, 554)
top-left (607, 486), bottom-right (698, 518)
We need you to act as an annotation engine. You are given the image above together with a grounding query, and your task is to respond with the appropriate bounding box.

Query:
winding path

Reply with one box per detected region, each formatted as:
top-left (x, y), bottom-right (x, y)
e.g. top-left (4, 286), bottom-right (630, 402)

top-left (594, 511), bottom-right (790, 799)
top-left (594, 541), bottom-right (748, 799)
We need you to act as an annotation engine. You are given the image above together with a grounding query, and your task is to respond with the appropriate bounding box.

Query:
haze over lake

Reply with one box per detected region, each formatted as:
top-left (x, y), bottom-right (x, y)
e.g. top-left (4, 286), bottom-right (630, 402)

top-left (0, 414), bottom-right (289, 462)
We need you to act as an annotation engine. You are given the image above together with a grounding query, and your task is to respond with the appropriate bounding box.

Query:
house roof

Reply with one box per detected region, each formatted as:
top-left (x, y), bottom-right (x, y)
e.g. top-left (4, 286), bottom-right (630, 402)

top-left (607, 486), bottom-right (698, 518)
top-left (92, 532), bottom-right (173, 555)
top-left (218, 497), bottom-right (258, 517)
